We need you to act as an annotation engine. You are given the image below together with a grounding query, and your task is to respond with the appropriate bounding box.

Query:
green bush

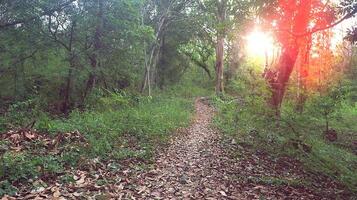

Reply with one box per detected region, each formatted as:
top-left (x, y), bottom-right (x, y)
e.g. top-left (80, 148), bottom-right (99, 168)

top-left (0, 117), bottom-right (6, 133)
top-left (214, 97), bottom-right (357, 192)
top-left (213, 67), bottom-right (273, 140)
top-left (37, 94), bottom-right (193, 158)
top-left (0, 180), bottom-right (17, 197)
top-left (95, 91), bottom-right (132, 111)
top-left (1, 98), bottom-right (46, 130)
top-left (213, 66), bottom-right (357, 192)
top-left (0, 152), bottom-right (63, 183)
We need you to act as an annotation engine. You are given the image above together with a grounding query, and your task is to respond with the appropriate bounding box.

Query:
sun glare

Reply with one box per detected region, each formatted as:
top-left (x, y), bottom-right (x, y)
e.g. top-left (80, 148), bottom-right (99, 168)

top-left (246, 30), bottom-right (276, 58)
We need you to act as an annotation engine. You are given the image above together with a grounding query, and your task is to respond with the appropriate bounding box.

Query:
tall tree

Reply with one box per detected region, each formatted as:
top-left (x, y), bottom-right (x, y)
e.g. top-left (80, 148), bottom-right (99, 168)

top-left (263, 0), bottom-right (357, 115)
top-left (214, 0), bottom-right (227, 94)
top-left (47, 6), bottom-right (80, 113)
top-left (196, 0), bottom-right (252, 95)
top-left (140, 0), bottom-right (193, 95)
top-left (83, 0), bottom-right (105, 101)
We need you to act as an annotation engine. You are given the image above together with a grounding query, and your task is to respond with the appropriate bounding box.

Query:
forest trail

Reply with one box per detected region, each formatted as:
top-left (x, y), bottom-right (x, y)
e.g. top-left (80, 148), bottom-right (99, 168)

top-left (129, 98), bottom-right (352, 199)
top-left (1, 99), bottom-right (353, 199)
top-left (132, 98), bottom-right (243, 199)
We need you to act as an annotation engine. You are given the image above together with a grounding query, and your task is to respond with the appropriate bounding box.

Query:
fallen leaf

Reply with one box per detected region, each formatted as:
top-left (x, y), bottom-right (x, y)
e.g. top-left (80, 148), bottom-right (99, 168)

top-left (1, 195), bottom-right (16, 200)
top-left (25, 131), bottom-right (36, 140)
top-left (76, 175), bottom-right (86, 186)
top-left (137, 186), bottom-right (147, 194)
top-left (52, 187), bottom-right (61, 198)
top-left (219, 191), bottom-right (227, 196)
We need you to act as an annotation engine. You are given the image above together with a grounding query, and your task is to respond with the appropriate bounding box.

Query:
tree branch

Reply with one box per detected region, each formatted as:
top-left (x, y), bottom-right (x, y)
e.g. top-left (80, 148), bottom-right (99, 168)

top-left (278, 5), bottom-right (357, 37)
top-left (0, 0), bottom-right (75, 29)
top-left (48, 14), bottom-right (71, 51)
top-left (13, 50), bottom-right (38, 65)
top-left (183, 52), bottom-right (212, 78)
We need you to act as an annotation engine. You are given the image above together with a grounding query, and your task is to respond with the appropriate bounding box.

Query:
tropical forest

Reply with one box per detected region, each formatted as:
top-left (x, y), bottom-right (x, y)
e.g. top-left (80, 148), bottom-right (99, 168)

top-left (0, 0), bottom-right (357, 199)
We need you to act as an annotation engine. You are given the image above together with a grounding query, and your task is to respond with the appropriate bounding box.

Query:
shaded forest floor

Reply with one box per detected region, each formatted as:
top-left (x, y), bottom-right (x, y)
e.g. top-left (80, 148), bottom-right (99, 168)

top-left (127, 99), bottom-right (353, 199)
top-left (1, 99), bottom-right (355, 199)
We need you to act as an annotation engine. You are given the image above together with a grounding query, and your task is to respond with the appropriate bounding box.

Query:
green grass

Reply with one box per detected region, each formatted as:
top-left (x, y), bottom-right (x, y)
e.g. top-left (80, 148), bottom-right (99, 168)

top-left (213, 95), bottom-right (357, 192)
top-left (0, 85), bottom-right (207, 196)
top-left (39, 93), bottom-right (194, 158)
top-left (304, 135), bottom-right (357, 189)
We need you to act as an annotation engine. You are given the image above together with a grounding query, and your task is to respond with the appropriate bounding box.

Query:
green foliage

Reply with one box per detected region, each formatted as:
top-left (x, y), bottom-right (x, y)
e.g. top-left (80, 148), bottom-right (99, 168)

top-left (215, 90), bottom-right (357, 191)
top-left (0, 88), bottom-right (197, 195)
top-left (37, 93), bottom-right (193, 158)
top-left (214, 63), bottom-right (357, 192)
top-left (59, 174), bottom-right (76, 184)
top-left (304, 85), bottom-right (347, 131)
top-left (0, 98), bottom-right (46, 130)
top-left (213, 67), bottom-right (273, 139)
top-left (0, 0), bottom-right (355, 197)
top-left (164, 76), bottom-right (213, 99)
top-left (0, 118), bottom-right (6, 133)
top-left (0, 152), bottom-right (63, 183)
top-left (304, 136), bottom-right (357, 189)
top-left (0, 180), bottom-right (17, 197)
top-left (95, 91), bottom-right (132, 111)
top-left (36, 113), bottom-right (53, 133)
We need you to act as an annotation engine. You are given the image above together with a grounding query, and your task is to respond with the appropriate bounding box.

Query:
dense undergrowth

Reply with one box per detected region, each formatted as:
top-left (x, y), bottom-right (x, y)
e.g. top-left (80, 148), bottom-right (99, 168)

top-left (42, 93), bottom-right (193, 159)
top-left (213, 70), bottom-right (357, 193)
top-left (0, 80), bottom-right (212, 196)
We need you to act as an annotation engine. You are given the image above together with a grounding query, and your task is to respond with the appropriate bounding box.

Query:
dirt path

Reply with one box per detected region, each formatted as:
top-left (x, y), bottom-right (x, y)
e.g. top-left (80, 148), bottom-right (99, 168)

top-left (128, 98), bottom-right (353, 200)
top-left (3, 98), bottom-right (353, 199)
top-left (131, 98), bottom-right (242, 199)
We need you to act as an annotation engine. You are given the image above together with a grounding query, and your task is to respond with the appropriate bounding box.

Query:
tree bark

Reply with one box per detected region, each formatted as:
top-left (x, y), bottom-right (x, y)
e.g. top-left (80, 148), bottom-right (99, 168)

top-left (62, 56), bottom-right (75, 114)
top-left (62, 21), bottom-right (77, 114)
top-left (183, 52), bottom-right (212, 78)
top-left (140, 1), bottom-right (174, 96)
top-left (267, 0), bottom-right (312, 115)
top-left (215, 0), bottom-right (226, 95)
top-left (215, 36), bottom-right (224, 94)
top-left (296, 37), bottom-right (311, 113)
top-left (269, 45), bottom-right (299, 114)
top-left (83, 0), bottom-right (104, 101)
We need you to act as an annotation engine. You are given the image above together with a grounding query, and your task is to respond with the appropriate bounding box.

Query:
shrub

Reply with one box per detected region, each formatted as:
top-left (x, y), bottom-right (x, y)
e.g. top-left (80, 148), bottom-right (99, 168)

top-left (0, 152), bottom-right (63, 183)
top-left (37, 94), bottom-right (193, 158)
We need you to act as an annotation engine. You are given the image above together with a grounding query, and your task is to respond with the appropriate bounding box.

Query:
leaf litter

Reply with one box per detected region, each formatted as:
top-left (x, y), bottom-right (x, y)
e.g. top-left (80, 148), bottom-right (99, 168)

top-left (1, 99), bottom-right (355, 199)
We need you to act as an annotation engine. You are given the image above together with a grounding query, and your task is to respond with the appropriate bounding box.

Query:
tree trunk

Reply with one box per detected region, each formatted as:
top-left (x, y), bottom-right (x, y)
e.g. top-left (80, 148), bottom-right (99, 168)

top-left (83, 0), bottom-right (104, 100)
top-left (269, 45), bottom-right (299, 114)
top-left (215, 0), bottom-right (226, 95)
top-left (140, 8), bottom-right (148, 94)
top-left (14, 59), bottom-right (19, 100)
top-left (141, 2), bottom-right (172, 96)
top-left (296, 38), bottom-right (311, 113)
top-left (62, 55), bottom-right (75, 114)
top-left (215, 36), bottom-right (224, 94)
top-left (62, 21), bottom-right (77, 114)
top-left (226, 37), bottom-right (241, 82)
top-left (267, 0), bottom-right (312, 115)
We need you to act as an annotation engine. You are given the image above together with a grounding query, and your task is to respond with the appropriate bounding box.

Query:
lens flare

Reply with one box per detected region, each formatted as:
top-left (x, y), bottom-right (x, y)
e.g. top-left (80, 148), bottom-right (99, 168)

top-left (246, 30), bottom-right (275, 58)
